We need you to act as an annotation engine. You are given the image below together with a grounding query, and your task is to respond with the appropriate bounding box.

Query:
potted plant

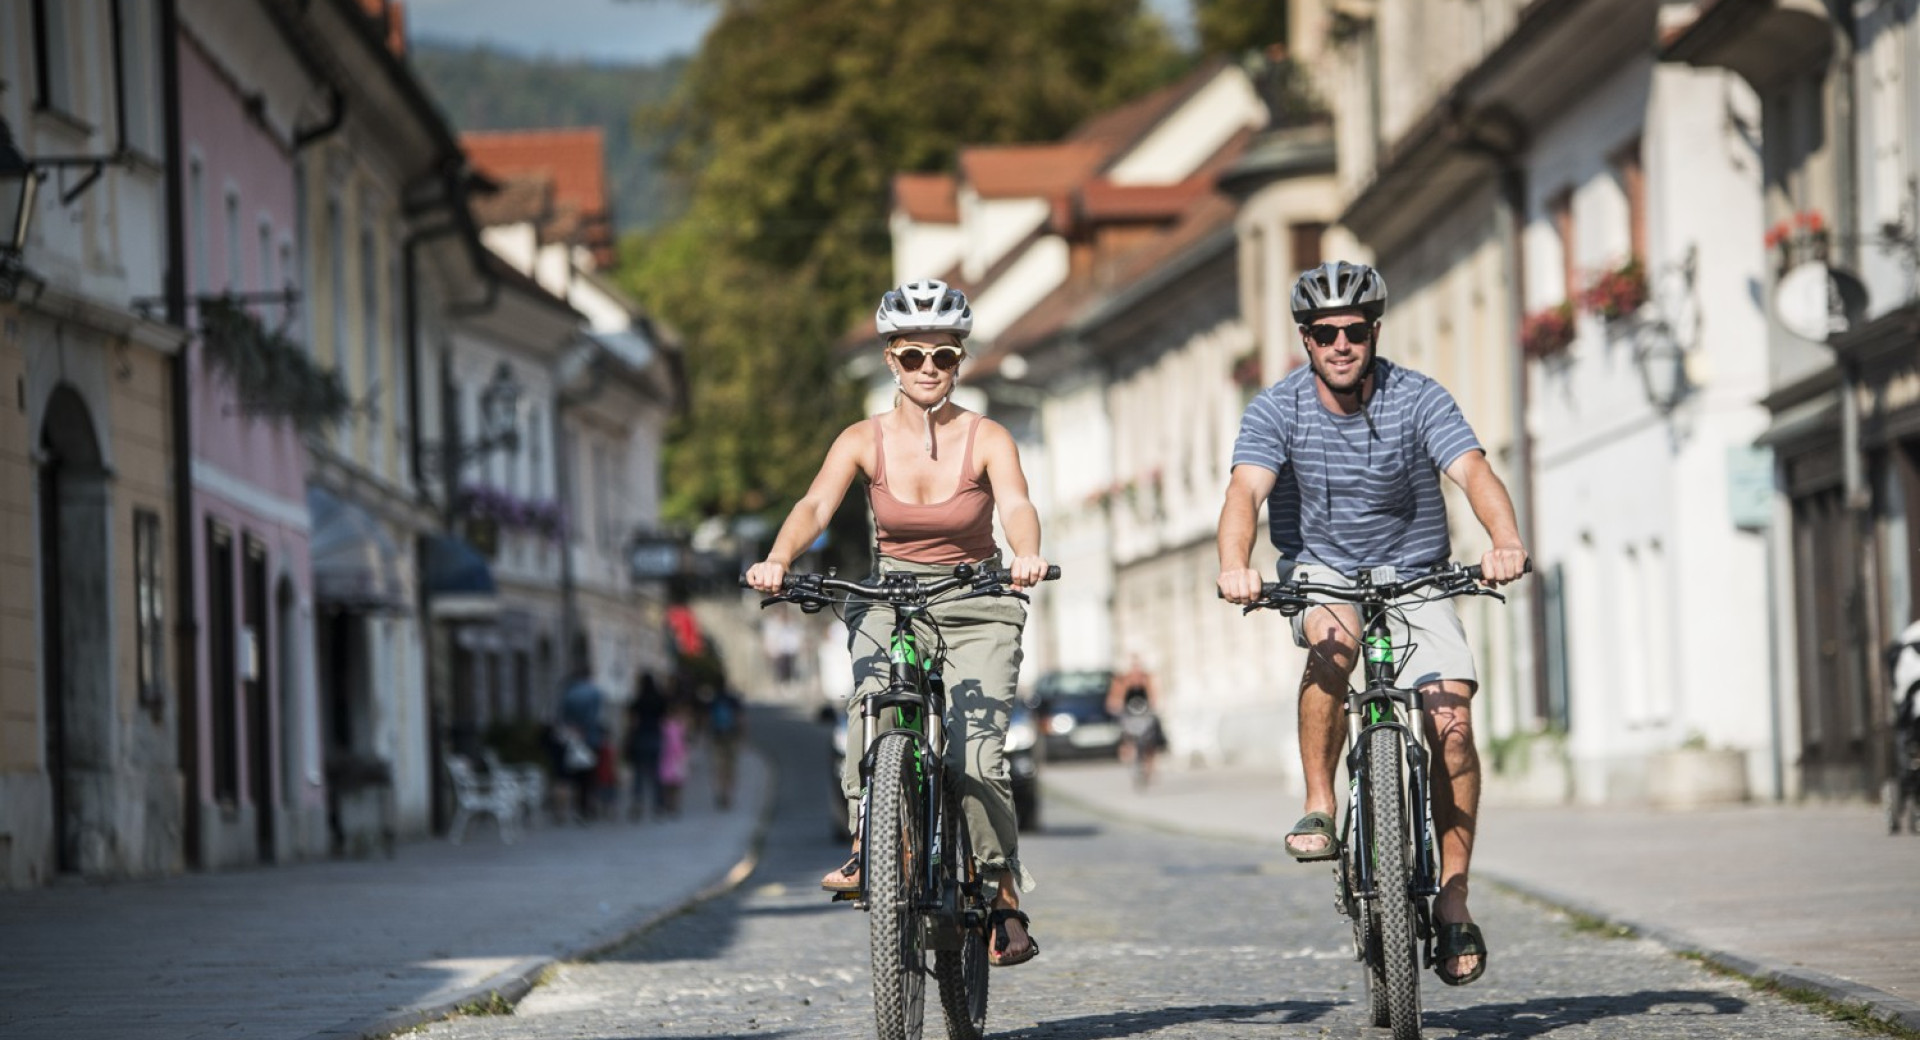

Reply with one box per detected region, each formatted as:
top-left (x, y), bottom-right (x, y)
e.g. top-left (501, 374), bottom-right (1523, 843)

top-left (1580, 258), bottom-right (1649, 321)
top-left (1520, 301), bottom-right (1576, 359)
top-left (1645, 732), bottom-right (1750, 808)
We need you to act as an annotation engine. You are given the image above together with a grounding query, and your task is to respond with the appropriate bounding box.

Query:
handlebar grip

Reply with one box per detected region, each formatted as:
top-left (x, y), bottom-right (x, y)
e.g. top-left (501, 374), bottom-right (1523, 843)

top-left (1463, 558), bottom-right (1533, 581)
top-left (1044, 564), bottom-right (1062, 581)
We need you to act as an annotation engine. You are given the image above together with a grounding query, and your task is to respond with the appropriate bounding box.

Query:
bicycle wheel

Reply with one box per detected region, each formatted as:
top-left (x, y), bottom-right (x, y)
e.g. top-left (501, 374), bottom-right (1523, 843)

top-left (933, 772), bottom-right (988, 1040)
top-left (1347, 837), bottom-right (1389, 1027)
top-left (868, 732), bottom-right (928, 1040)
top-left (1367, 726), bottom-right (1422, 1040)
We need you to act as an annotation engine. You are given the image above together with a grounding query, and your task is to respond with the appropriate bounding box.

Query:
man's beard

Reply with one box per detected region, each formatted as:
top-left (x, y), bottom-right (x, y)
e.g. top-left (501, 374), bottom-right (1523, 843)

top-left (1312, 349), bottom-right (1371, 395)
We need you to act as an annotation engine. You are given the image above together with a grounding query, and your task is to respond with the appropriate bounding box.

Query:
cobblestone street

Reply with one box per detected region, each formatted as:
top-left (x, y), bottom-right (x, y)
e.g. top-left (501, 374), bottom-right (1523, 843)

top-left (416, 711), bottom-right (1881, 1040)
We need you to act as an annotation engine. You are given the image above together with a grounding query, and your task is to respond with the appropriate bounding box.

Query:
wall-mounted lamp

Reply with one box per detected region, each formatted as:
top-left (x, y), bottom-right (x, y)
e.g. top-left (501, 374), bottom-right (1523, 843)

top-left (1633, 321), bottom-right (1688, 414)
top-left (0, 118), bottom-right (40, 302)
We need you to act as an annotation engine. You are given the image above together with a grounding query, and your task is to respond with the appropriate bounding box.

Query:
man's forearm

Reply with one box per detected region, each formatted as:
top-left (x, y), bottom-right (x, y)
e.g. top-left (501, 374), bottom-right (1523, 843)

top-left (1465, 468), bottom-right (1523, 548)
top-left (1218, 496), bottom-right (1259, 569)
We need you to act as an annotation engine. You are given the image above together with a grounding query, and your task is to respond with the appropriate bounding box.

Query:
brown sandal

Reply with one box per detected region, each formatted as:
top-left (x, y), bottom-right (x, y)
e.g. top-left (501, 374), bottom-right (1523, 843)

top-left (820, 853), bottom-right (861, 893)
top-left (987, 908), bottom-right (1040, 967)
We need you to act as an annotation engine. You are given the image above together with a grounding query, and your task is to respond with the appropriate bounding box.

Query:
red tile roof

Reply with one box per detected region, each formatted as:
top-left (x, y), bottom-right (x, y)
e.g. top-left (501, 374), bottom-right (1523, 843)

top-left (960, 143), bottom-right (1110, 200)
top-left (893, 173), bottom-right (959, 224)
top-left (463, 128), bottom-right (609, 220)
top-left (1076, 176), bottom-right (1216, 222)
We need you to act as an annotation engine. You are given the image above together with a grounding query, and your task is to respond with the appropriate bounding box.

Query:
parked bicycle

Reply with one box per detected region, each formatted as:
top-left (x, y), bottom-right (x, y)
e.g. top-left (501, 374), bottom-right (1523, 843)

top-left (1228, 561), bottom-right (1520, 1040)
top-left (753, 561), bottom-right (1059, 1040)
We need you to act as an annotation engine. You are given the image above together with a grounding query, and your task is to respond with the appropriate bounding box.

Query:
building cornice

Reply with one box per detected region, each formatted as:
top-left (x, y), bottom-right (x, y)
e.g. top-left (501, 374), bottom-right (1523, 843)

top-left (1659, 0), bottom-right (1833, 89)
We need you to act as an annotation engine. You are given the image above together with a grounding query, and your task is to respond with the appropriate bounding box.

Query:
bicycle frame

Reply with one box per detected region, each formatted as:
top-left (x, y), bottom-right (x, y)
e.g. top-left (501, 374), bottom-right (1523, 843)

top-left (853, 598), bottom-right (975, 930)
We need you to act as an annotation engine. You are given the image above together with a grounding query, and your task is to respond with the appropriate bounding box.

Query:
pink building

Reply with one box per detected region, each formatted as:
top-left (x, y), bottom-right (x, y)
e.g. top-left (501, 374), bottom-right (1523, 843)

top-left (176, 15), bottom-right (332, 866)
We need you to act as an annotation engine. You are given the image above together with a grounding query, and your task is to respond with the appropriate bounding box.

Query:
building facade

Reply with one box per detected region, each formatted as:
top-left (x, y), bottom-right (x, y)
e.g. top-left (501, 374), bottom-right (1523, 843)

top-left (2, 0), bottom-right (185, 885)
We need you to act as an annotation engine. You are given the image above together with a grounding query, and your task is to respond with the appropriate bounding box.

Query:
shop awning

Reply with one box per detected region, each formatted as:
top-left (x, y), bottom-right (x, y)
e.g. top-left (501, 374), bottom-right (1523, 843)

top-left (425, 534), bottom-right (498, 621)
top-left (308, 486), bottom-right (409, 612)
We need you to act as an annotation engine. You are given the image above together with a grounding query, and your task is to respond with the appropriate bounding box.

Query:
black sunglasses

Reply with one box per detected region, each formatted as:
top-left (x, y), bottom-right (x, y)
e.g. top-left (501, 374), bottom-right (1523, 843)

top-left (890, 345), bottom-right (964, 371)
top-left (1304, 323), bottom-right (1375, 347)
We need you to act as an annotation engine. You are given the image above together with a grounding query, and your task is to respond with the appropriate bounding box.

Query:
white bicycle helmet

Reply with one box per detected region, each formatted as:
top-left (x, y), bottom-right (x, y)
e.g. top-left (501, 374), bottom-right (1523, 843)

top-left (875, 279), bottom-right (973, 340)
top-left (1290, 261), bottom-right (1388, 323)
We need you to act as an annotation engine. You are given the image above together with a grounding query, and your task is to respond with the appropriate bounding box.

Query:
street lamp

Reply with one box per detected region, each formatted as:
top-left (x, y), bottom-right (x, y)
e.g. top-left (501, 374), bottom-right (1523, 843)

top-left (1633, 320), bottom-right (1688, 414)
top-left (476, 361), bottom-right (522, 455)
top-left (0, 117), bottom-right (41, 302)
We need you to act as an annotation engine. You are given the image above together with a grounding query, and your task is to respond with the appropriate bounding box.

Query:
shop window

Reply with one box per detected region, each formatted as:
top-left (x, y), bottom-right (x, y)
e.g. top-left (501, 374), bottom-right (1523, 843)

top-left (134, 509), bottom-right (165, 709)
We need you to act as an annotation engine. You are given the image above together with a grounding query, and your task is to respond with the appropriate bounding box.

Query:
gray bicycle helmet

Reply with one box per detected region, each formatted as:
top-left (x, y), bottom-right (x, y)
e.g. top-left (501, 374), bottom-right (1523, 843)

top-left (1290, 261), bottom-right (1388, 323)
top-left (875, 279), bottom-right (973, 340)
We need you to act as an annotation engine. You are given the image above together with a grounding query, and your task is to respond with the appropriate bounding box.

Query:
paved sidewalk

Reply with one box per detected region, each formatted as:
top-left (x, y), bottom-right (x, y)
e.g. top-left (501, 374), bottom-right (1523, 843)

top-left (1043, 759), bottom-right (1920, 1031)
top-left (0, 745), bottom-right (772, 1040)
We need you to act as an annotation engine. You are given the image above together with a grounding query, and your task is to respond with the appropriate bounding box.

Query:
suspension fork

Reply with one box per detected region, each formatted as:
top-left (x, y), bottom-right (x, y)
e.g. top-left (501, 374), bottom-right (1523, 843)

top-left (1356, 605), bottom-right (1440, 901)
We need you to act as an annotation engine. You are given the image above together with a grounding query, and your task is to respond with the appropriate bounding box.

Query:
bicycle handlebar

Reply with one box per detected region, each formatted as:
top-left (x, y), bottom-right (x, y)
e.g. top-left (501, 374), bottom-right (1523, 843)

top-left (743, 562), bottom-right (1061, 610)
top-left (1224, 559), bottom-right (1531, 615)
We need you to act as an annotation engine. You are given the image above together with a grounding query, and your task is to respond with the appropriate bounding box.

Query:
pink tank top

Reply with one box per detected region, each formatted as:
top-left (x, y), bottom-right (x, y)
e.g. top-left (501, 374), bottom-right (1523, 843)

top-left (868, 415), bottom-right (998, 565)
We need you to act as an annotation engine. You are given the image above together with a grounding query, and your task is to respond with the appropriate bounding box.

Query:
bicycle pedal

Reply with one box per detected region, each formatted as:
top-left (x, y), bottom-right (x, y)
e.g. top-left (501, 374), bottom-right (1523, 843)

top-left (829, 891), bottom-right (862, 904)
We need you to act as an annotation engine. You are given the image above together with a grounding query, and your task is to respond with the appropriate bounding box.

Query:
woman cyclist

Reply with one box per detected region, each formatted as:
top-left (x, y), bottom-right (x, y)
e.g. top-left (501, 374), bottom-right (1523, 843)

top-left (745, 279), bottom-right (1048, 967)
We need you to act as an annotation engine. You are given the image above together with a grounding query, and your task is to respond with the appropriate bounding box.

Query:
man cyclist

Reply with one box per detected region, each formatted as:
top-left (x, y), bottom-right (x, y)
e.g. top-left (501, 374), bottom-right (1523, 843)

top-left (745, 279), bottom-right (1048, 967)
top-left (1215, 260), bottom-right (1529, 987)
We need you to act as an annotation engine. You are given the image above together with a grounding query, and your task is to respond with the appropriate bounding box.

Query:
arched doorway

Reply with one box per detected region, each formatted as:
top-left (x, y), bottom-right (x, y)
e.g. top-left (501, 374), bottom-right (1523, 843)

top-left (37, 385), bottom-right (112, 876)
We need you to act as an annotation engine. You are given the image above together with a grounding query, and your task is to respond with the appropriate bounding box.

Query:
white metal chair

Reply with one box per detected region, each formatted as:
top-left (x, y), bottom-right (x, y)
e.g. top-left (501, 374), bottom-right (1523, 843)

top-left (446, 753), bottom-right (519, 844)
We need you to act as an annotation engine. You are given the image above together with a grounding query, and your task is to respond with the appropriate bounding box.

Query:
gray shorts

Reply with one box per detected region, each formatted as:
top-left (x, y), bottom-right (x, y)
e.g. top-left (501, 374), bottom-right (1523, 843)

top-left (1284, 563), bottom-right (1478, 690)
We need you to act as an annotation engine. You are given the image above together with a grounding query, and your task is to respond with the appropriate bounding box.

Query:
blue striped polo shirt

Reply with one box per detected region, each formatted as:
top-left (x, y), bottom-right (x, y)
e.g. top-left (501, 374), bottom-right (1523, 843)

top-left (1230, 358), bottom-right (1483, 573)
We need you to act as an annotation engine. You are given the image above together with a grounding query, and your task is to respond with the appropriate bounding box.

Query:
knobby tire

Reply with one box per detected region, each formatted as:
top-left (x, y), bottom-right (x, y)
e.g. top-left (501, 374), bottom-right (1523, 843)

top-left (869, 733), bottom-right (927, 1040)
top-left (1368, 726), bottom-right (1422, 1040)
top-left (933, 771), bottom-right (988, 1040)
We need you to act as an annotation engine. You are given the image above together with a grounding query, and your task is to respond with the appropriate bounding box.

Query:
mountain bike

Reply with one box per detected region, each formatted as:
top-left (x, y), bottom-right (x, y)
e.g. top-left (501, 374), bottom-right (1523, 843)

top-left (1230, 561), bottom-right (1519, 1040)
top-left (754, 561), bottom-right (1058, 1040)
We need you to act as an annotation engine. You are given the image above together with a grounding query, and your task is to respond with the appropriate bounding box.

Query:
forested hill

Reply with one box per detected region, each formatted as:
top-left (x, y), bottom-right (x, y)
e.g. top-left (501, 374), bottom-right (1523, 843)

top-left (410, 40), bottom-right (687, 234)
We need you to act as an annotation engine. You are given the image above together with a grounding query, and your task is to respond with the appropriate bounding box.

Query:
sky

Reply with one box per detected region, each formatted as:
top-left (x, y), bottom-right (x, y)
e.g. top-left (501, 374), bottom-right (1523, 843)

top-left (406, 0), bottom-right (1195, 65)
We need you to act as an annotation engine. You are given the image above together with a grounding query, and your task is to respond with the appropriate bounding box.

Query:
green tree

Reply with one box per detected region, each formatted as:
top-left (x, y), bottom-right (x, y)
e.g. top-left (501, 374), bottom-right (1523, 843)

top-left (621, 0), bottom-right (1185, 526)
top-left (1194, 0), bottom-right (1288, 56)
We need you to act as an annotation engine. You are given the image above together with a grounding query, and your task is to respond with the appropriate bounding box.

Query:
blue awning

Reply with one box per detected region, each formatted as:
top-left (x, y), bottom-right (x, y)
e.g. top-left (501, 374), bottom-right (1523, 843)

top-left (307, 486), bottom-right (408, 612)
top-left (424, 535), bottom-right (498, 620)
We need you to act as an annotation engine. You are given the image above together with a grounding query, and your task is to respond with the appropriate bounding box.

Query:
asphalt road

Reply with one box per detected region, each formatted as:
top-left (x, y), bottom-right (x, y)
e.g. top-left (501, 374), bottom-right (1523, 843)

top-left (413, 707), bottom-right (1886, 1040)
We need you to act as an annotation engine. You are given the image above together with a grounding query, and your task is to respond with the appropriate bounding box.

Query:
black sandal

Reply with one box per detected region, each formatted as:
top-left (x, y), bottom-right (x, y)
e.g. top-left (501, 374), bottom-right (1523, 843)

top-left (820, 854), bottom-right (861, 894)
top-left (987, 908), bottom-right (1040, 967)
top-left (1434, 922), bottom-right (1488, 986)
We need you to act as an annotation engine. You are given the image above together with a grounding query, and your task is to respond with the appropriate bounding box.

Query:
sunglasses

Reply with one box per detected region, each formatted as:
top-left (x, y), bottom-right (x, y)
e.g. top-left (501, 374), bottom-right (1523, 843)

top-left (1304, 323), bottom-right (1376, 347)
top-left (889, 345), bottom-right (964, 372)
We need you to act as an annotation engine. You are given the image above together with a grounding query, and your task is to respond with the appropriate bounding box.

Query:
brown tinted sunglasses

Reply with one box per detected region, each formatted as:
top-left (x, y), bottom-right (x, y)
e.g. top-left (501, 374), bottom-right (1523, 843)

top-left (889, 345), bottom-right (965, 371)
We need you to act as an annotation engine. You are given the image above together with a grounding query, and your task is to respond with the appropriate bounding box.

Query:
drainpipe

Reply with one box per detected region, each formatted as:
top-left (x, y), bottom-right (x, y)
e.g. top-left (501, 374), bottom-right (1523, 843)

top-left (160, 0), bottom-right (200, 869)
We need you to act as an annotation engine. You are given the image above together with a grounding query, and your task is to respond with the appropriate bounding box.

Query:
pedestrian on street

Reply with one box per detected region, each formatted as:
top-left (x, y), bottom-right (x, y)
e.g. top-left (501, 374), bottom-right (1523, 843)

top-left (625, 671), bottom-right (669, 821)
top-left (658, 695), bottom-right (692, 817)
top-left (744, 278), bottom-right (1049, 968)
top-left (1106, 654), bottom-right (1164, 789)
top-left (558, 660), bottom-right (608, 823)
top-left (709, 684), bottom-right (745, 810)
top-left (1215, 260), bottom-right (1530, 988)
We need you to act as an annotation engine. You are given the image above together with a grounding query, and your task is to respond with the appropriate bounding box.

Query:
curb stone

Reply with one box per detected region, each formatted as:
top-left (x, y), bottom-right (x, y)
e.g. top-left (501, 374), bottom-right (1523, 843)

top-left (307, 744), bottom-right (780, 1040)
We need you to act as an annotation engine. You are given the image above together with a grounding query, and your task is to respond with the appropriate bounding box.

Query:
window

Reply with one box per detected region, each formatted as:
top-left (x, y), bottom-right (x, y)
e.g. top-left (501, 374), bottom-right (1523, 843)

top-left (389, 250), bottom-right (408, 484)
top-left (225, 190), bottom-right (242, 291)
top-left (1289, 222), bottom-right (1326, 272)
top-left (1609, 139), bottom-right (1645, 264)
top-left (360, 224), bottom-right (384, 474)
top-left (258, 220), bottom-right (274, 296)
top-left (188, 158), bottom-right (208, 295)
top-left (1549, 188), bottom-right (1576, 302)
top-left (31, 0), bottom-right (78, 118)
top-left (114, 0), bottom-right (164, 156)
top-left (134, 509), bottom-right (165, 708)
